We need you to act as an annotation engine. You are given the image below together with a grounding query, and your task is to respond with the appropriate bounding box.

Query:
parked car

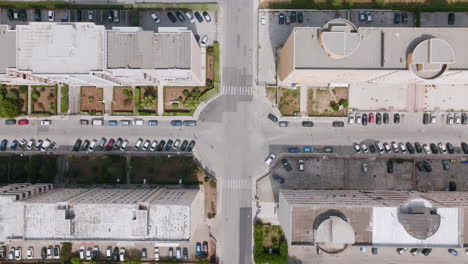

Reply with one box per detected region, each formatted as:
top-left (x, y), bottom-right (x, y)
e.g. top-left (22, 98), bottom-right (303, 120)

top-left (406, 142), bottom-right (415, 154)
top-left (391, 141), bottom-right (399, 153)
top-left (399, 143), bottom-right (407, 153)
top-left (106, 247), bottom-right (111, 260)
top-left (97, 137), bottom-right (106, 151)
top-left (387, 160), bottom-right (394, 173)
top-left (141, 248), bottom-right (147, 260)
top-left (303, 146), bottom-right (313, 152)
top-left (298, 12), bottom-right (303, 23)
top-left (410, 248), bottom-right (420, 256)
top-left (402, 13), bottom-right (408, 24)
top-left (107, 120), bottom-right (118, 126)
top-left (0, 140), bottom-right (8, 151)
top-left (383, 142), bottom-right (391, 153)
top-left (281, 159), bottom-right (292, 171)
top-left (362, 113), bottom-right (368, 125)
top-left (375, 141), bottom-right (384, 154)
top-left (353, 143), bottom-right (361, 153)
top-left (183, 120), bottom-right (197, 126)
top-left (423, 113), bottom-right (429, 124)
top-left (151, 13), bottom-right (160, 23)
top-left (180, 140), bottom-right (189, 151)
top-left (26, 247), bottom-right (33, 259)
top-left (423, 144), bottom-right (432, 154)
top-left (423, 160), bottom-right (432, 172)
top-left (18, 119), bottom-right (29, 125)
top-left (462, 142), bottom-right (468, 154)
top-left (203, 11), bottom-right (211, 22)
top-left (41, 139), bottom-right (52, 151)
top-left (148, 120), bottom-right (158, 126)
top-left (442, 160), bottom-right (450, 170)
top-left (26, 139), bottom-right (35, 150)
top-left (167, 12), bottom-right (177, 23)
top-left (34, 140), bottom-right (43, 151)
top-left (34, 9), bottom-right (41, 21)
top-left (288, 147), bottom-right (299, 153)
top-left (394, 113), bottom-right (400, 124)
top-left (323, 146), bottom-right (334, 153)
top-left (119, 248), bottom-right (125, 262)
top-left (171, 120), bottom-right (182, 126)
top-left (185, 12), bottom-right (195, 23)
top-left (358, 10), bottom-right (366, 21)
top-left (168, 247), bottom-right (174, 259)
top-left (4, 119), bottom-right (16, 125)
top-left (430, 143), bottom-right (439, 154)
top-left (15, 247), bottom-right (21, 260)
top-left (41, 247), bottom-right (47, 260)
top-left (448, 248), bottom-right (458, 256)
top-left (9, 247), bottom-right (14, 260)
top-left (279, 13), bottom-right (285, 24)
top-left (105, 139), bottom-right (115, 151)
top-left (187, 140), bottom-right (196, 152)
top-left (156, 140), bottom-right (165, 151)
top-left (302, 121), bottom-right (313, 127)
top-left (366, 11), bottom-right (372, 22)
top-left (154, 247), bottom-right (160, 261)
top-left (361, 143), bottom-right (369, 153)
top-left (196, 242), bottom-right (202, 256)
top-left (438, 142), bottom-right (447, 154)
top-left (113, 138), bottom-right (123, 150)
top-left (53, 246), bottom-right (60, 259)
top-left (394, 13), bottom-right (401, 24)
top-left (142, 140), bottom-right (151, 151)
top-left (446, 142), bottom-right (455, 154)
top-left (368, 113), bottom-right (374, 123)
top-left (462, 113), bottom-right (468, 124)
top-left (76, 10), bottom-right (82, 21)
top-left (279, 121), bottom-right (289, 127)
top-left (202, 241), bottom-right (208, 256)
top-left (272, 174), bottom-right (285, 184)
top-left (376, 112), bottom-right (382, 124)
top-left (194, 11), bottom-right (203, 22)
top-left (165, 139), bottom-right (174, 150)
top-left (85, 247), bottom-right (91, 260)
top-left (173, 139), bottom-right (181, 150)
top-left (448, 13), bottom-right (455, 25)
top-left (120, 140), bottom-right (128, 151)
top-left (73, 139), bottom-right (82, 151)
top-left (383, 113), bottom-right (389, 124)
top-left (268, 113), bottom-right (278, 122)
top-left (112, 247), bottom-right (119, 262)
top-left (7, 9), bottom-right (14, 20)
top-left (416, 161), bottom-right (424, 172)
top-left (176, 247), bottom-right (181, 260)
top-left (348, 114), bottom-right (354, 124)
top-left (175, 11), bottom-right (185, 22)
top-left (10, 140), bottom-right (18, 151)
top-left (414, 142), bottom-right (423, 153)
top-left (19, 9), bottom-right (27, 21)
top-left (298, 159), bottom-right (304, 171)
top-left (113, 10), bottom-right (120, 22)
top-left (149, 140), bottom-right (158, 152)
top-left (332, 121), bottom-right (344, 127)
top-left (88, 10), bottom-right (94, 21)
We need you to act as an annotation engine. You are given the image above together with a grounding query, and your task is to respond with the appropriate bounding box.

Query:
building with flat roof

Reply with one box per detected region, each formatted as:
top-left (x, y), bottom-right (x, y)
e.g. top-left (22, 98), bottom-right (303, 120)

top-left (278, 19), bottom-right (468, 85)
top-left (0, 184), bottom-right (200, 243)
top-left (278, 189), bottom-right (468, 251)
top-left (0, 23), bottom-right (205, 87)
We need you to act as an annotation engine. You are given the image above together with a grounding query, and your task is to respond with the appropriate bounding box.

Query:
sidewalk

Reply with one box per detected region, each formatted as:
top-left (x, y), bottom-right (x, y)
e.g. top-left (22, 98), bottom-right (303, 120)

top-left (300, 85), bottom-right (308, 116)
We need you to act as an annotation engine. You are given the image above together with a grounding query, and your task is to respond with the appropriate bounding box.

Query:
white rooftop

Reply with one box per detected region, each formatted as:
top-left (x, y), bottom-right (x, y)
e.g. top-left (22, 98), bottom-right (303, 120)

top-left (16, 23), bottom-right (105, 74)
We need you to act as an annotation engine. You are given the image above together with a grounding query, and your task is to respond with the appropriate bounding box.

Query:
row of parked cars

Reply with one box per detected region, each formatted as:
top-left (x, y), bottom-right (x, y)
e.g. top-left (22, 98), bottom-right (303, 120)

top-left (72, 138), bottom-right (195, 152)
top-left (3, 245), bottom-right (60, 260)
top-left (278, 11), bottom-right (304, 25)
top-left (355, 141), bottom-right (463, 155)
top-left (165, 10), bottom-right (211, 23)
top-left (81, 119), bottom-right (197, 127)
top-left (349, 112), bottom-right (401, 125)
top-left (0, 138), bottom-right (55, 151)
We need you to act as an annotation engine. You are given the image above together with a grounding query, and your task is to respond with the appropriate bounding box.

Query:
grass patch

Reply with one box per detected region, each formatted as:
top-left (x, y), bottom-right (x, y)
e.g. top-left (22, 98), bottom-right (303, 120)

top-left (60, 85), bottom-right (69, 114)
top-left (254, 223), bottom-right (288, 264)
top-left (278, 88), bottom-right (300, 116)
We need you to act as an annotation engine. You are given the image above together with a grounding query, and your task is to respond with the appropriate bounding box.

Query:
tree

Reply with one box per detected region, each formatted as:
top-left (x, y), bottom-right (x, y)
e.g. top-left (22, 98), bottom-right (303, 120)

top-left (184, 96), bottom-right (200, 111)
top-left (60, 242), bottom-right (72, 262)
top-left (123, 89), bottom-right (133, 98)
top-left (6, 92), bottom-right (18, 101)
top-left (339, 99), bottom-right (349, 108)
top-left (19, 86), bottom-right (28, 93)
top-left (32, 91), bottom-right (40, 100)
top-left (0, 97), bottom-right (20, 118)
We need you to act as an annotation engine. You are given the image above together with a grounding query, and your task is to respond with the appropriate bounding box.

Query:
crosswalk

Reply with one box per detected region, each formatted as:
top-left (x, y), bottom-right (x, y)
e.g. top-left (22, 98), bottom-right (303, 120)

top-left (221, 85), bottom-right (254, 96)
top-left (222, 179), bottom-right (252, 190)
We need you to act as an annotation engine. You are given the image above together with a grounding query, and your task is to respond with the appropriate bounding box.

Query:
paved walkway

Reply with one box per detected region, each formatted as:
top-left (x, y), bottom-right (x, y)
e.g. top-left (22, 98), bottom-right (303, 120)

top-left (300, 85), bottom-right (308, 116)
top-left (158, 84), bottom-right (164, 116)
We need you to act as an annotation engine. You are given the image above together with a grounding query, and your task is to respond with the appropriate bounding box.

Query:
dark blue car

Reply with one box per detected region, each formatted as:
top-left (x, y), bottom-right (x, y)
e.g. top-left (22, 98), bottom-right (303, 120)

top-left (10, 140), bottom-right (18, 151)
top-left (288, 147), bottom-right (299, 153)
top-left (0, 140), bottom-right (7, 151)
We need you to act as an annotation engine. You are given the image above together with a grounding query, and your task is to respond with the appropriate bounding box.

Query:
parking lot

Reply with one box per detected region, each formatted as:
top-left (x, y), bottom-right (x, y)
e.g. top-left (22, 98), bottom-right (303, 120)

top-left (348, 10), bottom-right (415, 28)
top-left (257, 156), bottom-right (468, 204)
top-left (0, 8), bottom-right (218, 46)
top-left (421, 12), bottom-right (468, 27)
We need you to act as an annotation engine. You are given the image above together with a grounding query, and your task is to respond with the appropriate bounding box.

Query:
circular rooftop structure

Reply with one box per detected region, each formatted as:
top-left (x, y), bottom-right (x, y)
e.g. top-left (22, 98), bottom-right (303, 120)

top-left (313, 210), bottom-right (355, 253)
top-left (409, 38), bottom-right (454, 79)
top-left (320, 19), bottom-right (360, 59)
top-left (397, 199), bottom-right (441, 240)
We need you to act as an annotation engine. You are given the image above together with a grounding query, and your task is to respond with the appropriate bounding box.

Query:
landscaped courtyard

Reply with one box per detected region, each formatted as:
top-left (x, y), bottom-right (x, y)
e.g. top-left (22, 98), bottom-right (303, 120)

top-left (80, 86), bottom-right (104, 115)
top-left (31, 85), bottom-right (57, 115)
top-left (2, 85), bottom-right (28, 115)
top-left (112, 87), bottom-right (134, 115)
top-left (278, 87), bottom-right (300, 116)
top-left (164, 86), bottom-right (210, 115)
top-left (135, 86), bottom-right (157, 115)
top-left (308, 87), bottom-right (348, 117)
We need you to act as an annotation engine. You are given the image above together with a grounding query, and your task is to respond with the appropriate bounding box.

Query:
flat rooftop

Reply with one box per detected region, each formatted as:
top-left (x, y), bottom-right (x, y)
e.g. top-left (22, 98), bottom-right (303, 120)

top-left (293, 26), bottom-right (468, 70)
top-left (0, 25), bottom-right (16, 74)
top-left (16, 22), bottom-right (105, 73)
top-left (107, 28), bottom-right (191, 69)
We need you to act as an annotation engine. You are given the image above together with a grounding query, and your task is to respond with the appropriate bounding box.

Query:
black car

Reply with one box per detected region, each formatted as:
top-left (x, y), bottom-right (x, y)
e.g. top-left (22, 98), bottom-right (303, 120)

top-left (423, 113), bottom-right (429, 124)
top-left (416, 161), bottom-right (424, 172)
top-left (422, 248), bottom-right (432, 256)
top-left (175, 11), bottom-right (185, 22)
top-left (449, 181), bottom-right (457, 191)
top-left (81, 139), bottom-right (90, 151)
top-left (406, 142), bottom-right (415, 154)
top-left (394, 113), bottom-right (400, 124)
top-left (165, 140), bottom-right (173, 150)
top-left (448, 13), bottom-right (455, 25)
top-left (19, 9), bottom-right (27, 21)
top-left (362, 113), bottom-right (368, 126)
top-left (462, 142), bottom-right (468, 154)
top-left (387, 160), bottom-right (394, 173)
top-left (279, 13), bottom-right (285, 24)
top-left (332, 121), bottom-right (344, 127)
top-left (76, 10), bottom-right (82, 21)
top-left (180, 140), bottom-right (189, 151)
top-left (187, 140), bottom-right (196, 152)
top-left (394, 13), bottom-right (401, 24)
top-left (7, 9), bottom-right (14, 20)
top-left (73, 139), bottom-right (82, 151)
top-left (291, 12), bottom-right (297, 23)
top-left (195, 34), bottom-right (200, 42)
top-left (0, 140), bottom-right (7, 151)
top-left (41, 247), bottom-right (47, 260)
top-left (369, 144), bottom-right (376, 153)
top-left (422, 160), bottom-right (432, 172)
top-left (34, 9), bottom-right (41, 21)
top-left (268, 113), bottom-right (278, 122)
top-left (112, 247), bottom-right (119, 262)
top-left (383, 113), bottom-right (389, 124)
top-left (430, 143), bottom-right (438, 154)
top-left (402, 13), bottom-right (408, 24)
top-left (297, 12), bottom-right (303, 23)
top-left (282, 159), bottom-right (292, 171)
top-left (272, 174), bottom-right (285, 184)
top-left (372, 247), bottom-right (378, 255)
top-left (157, 140), bottom-right (166, 151)
top-left (446, 142), bottom-right (455, 154)
top-left (414, 142), bottom-right (423, 153)
top-left (194, 11), bottom-right (203, 22)
top-left (376, 112), bottom-right (382, 125)
top-left (302, 121), bottom-right (313, 127)
top-left (167, 12), bottom-right (177, 23)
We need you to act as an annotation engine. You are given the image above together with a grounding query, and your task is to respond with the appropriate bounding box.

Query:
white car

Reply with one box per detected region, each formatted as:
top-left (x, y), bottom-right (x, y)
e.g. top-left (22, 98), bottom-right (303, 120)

top-left (455, 114), bottom-right (461, 124)
top-left (423, 144), bottom-right (432, 154)
top-left (134, 138), bottom-right (143, 150)
top-left (119, 248), bottom-right (125, 262)
top-left (41, 120), bottom-right (51, 126)
top-left (149, 140), bottom-right (157, 152)
top-left (27, 247), bottom-right (33, 259)
top-left (151, 13), bottom-right (160, 23)
top-left (438, 142), bottom-right (447, 154)
top-left (264, 153), bottom-right (276, 166)
top-left (86, 247), bottom-right (91, 260)
top-left (391, 141), bottom-right (399, 153)
top-left (8, 247), bottom-right (14, 260)
top-left (120, 140), bottom-right (129, 151)
top-left (383, 142), bottom-right (391, 153)
top-left (79, 246), bottom-right (85, 260)
top-left (173, 139), bottom-right (181, 150)
top-left (360, 143), bottom-right (368, 153)
top-left (200, 35), bottom-right (208, 48)
top-left (106, 247), bottom-right (111, 259)
top-left (399, 143), bottom-right (407, 153)
top-left (298, 159), bottom-right (304, 171)
top-left (261, 15), bottom-right (266, 25)
top-left (447, 114), bottom-right (454, 125)
top-left (142, 140), bottom-right (150, 151)
top-left (353, 143), bottom-right (361, 153)
top-left (430, 114), bottom-right (436, 124)
top-left (48, 10), bottom-right (54, 21)
top-left (88, 139), bottom-right (97, 152)
top-left (375, 141), bottom-right (384, 154)
top-left (348, 114), bottom-right (354, 125)
top-left (355, 113), bottom-right (362, 124)
top-left (185, 12), bottom-right (195, 23)
top-left (154, 247), bottom-right (160, 261)
top-left (26, 139), bottom-right (35, 150)
top-left (15, 247), bottom-right (21, 260)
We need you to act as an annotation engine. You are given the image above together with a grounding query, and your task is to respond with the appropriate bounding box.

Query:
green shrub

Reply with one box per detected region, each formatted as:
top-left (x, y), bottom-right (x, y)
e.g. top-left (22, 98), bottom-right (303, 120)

top-left (19, 86), bottom-right (28, 94)
top-left (123, 89), bottom-right (133, 98)
top-left (60, 242), bottom-right (72, 262)
top-left (0, 96), bottom-right (20, 118)
top-left (6, 92), bottom-right (18, 101)
top-left (204, 176), bottom-right (210, 182)
top-left (61, 85), bottom-right (69, 113)
top-left (40, 87), bottom-right (45, 92)
top-left (209, 180), bottom-right (216, 188)
top-left (172, 102), bottom-right (179, 109)
top-left (47, 93), bottom-right (54, 100)
top-left (32, 91), bottom-right (40, 100)
top-left (88, 97), bottom-right (94, 104)
top-left (339, 99), bottom-right (349, 108)
top-left (331, 103), bottom-right (340, 111)
top-left (183, 90), bottom-right (190, 97)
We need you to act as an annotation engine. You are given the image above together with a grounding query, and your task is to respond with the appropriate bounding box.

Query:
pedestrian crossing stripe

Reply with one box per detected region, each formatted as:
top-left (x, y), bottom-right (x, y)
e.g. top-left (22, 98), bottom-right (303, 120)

top-left (221, 85), bottom-right (254, 96)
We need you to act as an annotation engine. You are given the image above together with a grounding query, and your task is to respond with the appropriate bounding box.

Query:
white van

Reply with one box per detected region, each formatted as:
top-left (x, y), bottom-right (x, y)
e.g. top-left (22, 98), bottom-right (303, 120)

top-left (41, 139), bottom-right (51, 151)
top-left (133, 119), bottom-right (144, 126)
top-left (92, 119), bottom-right (103, 126)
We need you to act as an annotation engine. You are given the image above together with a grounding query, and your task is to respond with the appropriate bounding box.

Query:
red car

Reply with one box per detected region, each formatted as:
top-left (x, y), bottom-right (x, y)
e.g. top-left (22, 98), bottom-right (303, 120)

top-left (18, 119), bottom-right (29, 125)
top-left (105, 138), bottom-right (115, 151)
top-left (368, 113), bottom-right (374, 123)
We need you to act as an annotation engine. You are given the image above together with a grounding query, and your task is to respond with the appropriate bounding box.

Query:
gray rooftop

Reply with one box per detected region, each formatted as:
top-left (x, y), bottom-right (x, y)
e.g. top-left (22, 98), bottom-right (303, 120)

top-left (293, 26), bottom-right (468, 70)
top-left (107, 29), bottom-right (191, 69)
top-left (0, 25), bottom-right (16, 73)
